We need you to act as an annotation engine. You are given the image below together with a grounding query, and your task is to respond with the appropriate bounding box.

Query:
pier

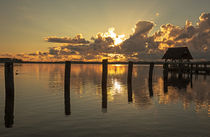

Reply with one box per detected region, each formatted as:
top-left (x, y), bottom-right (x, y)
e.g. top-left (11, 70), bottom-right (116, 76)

top-left (164, 62), bottom-right (210, 75)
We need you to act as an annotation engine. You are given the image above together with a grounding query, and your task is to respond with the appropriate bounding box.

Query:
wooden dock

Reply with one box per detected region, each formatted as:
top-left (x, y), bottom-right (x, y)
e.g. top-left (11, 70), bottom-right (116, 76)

top-left (164, 62), bottom-right (210, 74)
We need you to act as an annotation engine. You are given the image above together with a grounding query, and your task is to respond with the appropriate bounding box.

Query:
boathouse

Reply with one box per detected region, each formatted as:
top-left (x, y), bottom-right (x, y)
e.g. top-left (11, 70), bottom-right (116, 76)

top-left (162, 47), bottom-right (193, 62)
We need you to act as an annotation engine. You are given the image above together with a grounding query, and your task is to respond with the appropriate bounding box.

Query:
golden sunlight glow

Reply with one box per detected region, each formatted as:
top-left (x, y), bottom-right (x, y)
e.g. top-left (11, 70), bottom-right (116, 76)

top-left (154, 25), bottom-right (179, 50)
top-left (158, 43), bottom-right (174, 50)
top-left (108, 65), bottom-right (126, 75)
top-left (113, 79), bottom-right (122, 91)
top-left (155, 12), bottom-right (160, 17)
top-left (104, 27), bottom-right (126, 46)
top-left (109, 79), bottom-right (123, 97)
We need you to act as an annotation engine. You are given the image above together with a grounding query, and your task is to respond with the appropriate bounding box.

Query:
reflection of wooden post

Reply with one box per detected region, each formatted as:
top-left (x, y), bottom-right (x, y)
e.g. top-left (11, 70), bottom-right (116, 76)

top-left (127, 61), bottom-right (133, 102)
top-left (4, 62), bottom-right (14, 128)
top-left (163, 63), bottom-right (168, 93)
top-left (148, 63), bottom-right (154, 97)
top-left (102, 59), bottom-right (108, 112)
top-left (64, 61), bottom-right (71, 115)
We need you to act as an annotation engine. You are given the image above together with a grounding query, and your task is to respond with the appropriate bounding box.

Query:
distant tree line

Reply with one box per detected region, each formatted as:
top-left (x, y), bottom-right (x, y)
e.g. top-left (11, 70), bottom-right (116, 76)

top-left (0, 58), bottom-right (23, 63)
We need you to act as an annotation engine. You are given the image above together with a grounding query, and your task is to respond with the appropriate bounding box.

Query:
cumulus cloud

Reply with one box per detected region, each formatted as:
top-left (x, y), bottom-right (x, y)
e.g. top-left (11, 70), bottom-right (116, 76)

top-left (3, 12), bottom-right (210, 61)
top-left (121, 21), bottom-right (154, 55)
top-left (151, 12), bottom-right (210, 60)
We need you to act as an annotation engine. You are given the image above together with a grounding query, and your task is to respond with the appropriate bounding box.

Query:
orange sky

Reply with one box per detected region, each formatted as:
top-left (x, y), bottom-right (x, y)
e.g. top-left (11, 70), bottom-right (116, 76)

top-left (1, 0), bottom-right (210, 61)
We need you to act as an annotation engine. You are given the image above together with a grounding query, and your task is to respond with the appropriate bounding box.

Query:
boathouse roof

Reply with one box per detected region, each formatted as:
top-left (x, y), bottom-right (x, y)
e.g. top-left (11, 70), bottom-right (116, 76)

top-left (162, 47), bottom-right (193, 60)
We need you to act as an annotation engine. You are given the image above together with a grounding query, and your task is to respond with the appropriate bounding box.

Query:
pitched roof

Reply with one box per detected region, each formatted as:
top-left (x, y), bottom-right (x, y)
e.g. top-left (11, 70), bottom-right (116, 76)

top-left (162, 47), bottom-right (193, 59)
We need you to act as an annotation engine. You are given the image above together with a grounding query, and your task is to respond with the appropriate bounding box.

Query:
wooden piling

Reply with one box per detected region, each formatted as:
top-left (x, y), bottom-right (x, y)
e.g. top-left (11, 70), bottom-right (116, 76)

top-left (64, 61), bottom-right (71, 115)
top-left (4, 62), bottom-right (14, 128)
top-left (163, 63), bottom-right (168, 93)
top-left (178, 63), bottom-right (183, 79)
top-left (127, 61), bottom-right (133, 84)
top-left (195, 64), bottom-right (198, 74)
top-left (190, 64), bottom-right (193, 74)
top-left (190, 63), bottom-right (193, 88)
top-left (204, 64), bottom-right (207, 74)
top-left (102, 59), bottom-right (108, 88)
top-left (148, 63), bottom-right (154, 97)
top-left (102, 59), bottom-right (108, 112)
top-left (127, 61), bottom-right (133, 102)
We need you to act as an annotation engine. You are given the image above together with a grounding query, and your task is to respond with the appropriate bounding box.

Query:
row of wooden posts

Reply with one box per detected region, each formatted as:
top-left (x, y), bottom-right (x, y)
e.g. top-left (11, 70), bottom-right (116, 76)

top-left (3, 60), bottom-right (161, 128)
top-left (64, 59), bottom-right (155, 113)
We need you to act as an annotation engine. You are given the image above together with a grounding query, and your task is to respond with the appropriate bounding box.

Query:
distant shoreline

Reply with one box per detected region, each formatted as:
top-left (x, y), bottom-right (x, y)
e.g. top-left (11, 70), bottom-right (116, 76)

top-left (1, 61), bottom-right (210, 65)
top-left (16, 61), bottom-right (165, 65)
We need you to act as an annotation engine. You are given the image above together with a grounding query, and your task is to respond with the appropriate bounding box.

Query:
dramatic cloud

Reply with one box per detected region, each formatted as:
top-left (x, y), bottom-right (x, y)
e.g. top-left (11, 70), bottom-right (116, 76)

top-left (3, 12), bottom-right (210, 61)
top-left (46, 34), bottom-right (90, 44)
top-left (121, 21), bottom-right (154, 56)
top-left (151, 12), bottom-right (210, 59)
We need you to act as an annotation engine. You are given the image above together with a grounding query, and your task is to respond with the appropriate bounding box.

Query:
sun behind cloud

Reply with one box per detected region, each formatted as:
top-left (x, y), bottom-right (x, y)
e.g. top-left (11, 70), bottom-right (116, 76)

top-left (99, 27), bottom-right (126, 47)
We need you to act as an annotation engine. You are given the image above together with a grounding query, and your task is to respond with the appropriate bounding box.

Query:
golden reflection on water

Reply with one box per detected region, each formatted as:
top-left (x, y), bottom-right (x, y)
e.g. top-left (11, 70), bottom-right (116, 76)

top-left (11, 63), bottom-right (210, 116)
top-left (108, 65), bottom-right (126, 75)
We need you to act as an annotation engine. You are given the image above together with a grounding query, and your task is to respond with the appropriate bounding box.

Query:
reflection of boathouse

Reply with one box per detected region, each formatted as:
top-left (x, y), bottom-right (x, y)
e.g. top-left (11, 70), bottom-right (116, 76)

top-left (167, 72), bottom-right (191, 89)
top-left (162, 47), bottom-right (193, 92)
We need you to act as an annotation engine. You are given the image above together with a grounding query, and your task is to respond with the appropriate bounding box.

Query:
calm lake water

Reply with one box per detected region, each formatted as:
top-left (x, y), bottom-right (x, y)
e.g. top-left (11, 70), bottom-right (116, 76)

top-left (0, 63), bottom-right (209, 137)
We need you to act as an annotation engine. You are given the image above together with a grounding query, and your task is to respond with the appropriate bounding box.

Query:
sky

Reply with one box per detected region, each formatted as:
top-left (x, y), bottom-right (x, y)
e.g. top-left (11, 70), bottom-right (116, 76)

top-left (1, 0), bottom-right (210, 61)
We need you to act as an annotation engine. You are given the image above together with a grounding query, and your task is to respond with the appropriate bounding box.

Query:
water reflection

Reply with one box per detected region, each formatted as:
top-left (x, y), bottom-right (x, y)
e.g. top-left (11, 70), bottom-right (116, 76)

top-left (148, 63), bottom-right (154, 97)
top-left (4, 93), bottom-right (14, 128)
top-left (1, 63), bottom-right (209, 128)
top-left (45, 64), bottom-right (210, 115)
top-left (127, 81), bottom-right (133, 103)
top-left (167, 72), bottom-right (191, 90)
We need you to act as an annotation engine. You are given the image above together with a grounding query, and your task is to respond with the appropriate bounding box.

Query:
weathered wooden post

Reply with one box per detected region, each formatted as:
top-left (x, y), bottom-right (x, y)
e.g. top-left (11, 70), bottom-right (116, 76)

top-left (4, 62), bottom-right (14, 128)
top-left (163, 63), bottom-right (168, 93)
top-left (190, 64), bottom-right (193, 74)
top-left (102, 59), bottom-right (108, 112)
top-left (187, 62), bottom-right (190, 73)
top-left (204, 63), bottom-right (207, 76)
top-left (190, 63), bottom-right (193, 88)
top-left (64, 61), bottom-right (71, 115)
top-left (204, 64), bottom-right (207, 80)
top-left (148, 63), bottom-right (154, 97)
top-left (195, 64), bottom-right (198, 74)
top-left (178, 63), bottom-right (183, 79)
top-left (127, 61), bottom-right (133, 102)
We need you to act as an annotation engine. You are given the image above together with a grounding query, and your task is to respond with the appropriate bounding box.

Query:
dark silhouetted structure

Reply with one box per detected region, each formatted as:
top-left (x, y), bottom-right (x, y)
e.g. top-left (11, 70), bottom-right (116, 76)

top-left (0, 58), bottom-right (22, 63)
top-left (148, 63), bottom-right (154, 97)
top-left (127, 61), bottom-right (133, 102)
top-left (167, 73), bottom-right (191, 90)
top-left (163, 63), bottom-right (168, 93)
top-left (162, 47), bottom-right (193, 62)
top-left (64, 61), bottom-right (71, 115)
top-left (102, 59), bottom-right (108, 113)
top-left (4, 62), bottom-right (15, 128)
